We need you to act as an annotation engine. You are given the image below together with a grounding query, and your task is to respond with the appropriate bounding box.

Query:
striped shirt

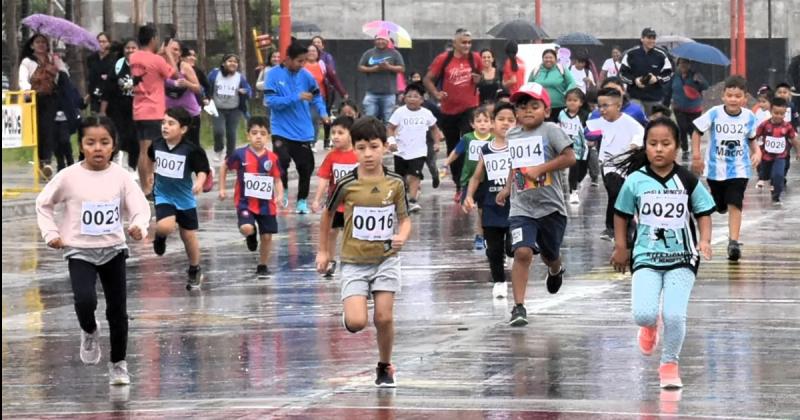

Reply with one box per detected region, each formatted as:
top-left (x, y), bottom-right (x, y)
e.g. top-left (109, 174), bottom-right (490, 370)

top-left (693, 105), bottom-right (758, 180)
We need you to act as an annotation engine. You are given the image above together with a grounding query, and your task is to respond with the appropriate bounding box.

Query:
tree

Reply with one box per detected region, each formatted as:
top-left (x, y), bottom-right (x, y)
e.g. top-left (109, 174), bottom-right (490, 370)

top-left (230, 0), bottom-right (242, 57)
top-left (65, 0), bottom-right (87, 95)
top-left (103, 0), bottom-right (114, 40)
top-left (132, 0), bottom-right (143, 33)
top-left (153, 0), bottom-right (159, 30)
top-left (197, 0), bottom-right (207, 68)
top-left (6, 0), bottom-right (20, 90)
top-left (172, 0), bottom-right (179, 37)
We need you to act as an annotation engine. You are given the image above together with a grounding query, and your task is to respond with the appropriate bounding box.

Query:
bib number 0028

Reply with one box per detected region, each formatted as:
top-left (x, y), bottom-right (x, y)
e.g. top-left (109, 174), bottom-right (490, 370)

top-left (243, 173), bottom-right (274, 200)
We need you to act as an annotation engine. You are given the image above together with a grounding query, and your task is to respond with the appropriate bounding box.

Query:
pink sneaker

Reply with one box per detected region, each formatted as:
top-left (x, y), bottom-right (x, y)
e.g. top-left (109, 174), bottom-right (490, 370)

top-left (659, 362), bottom-right (683, 389)
top-left (203, 167), bottom-right (215, 193)
top-left (638, 325), bottom-right (658, 356)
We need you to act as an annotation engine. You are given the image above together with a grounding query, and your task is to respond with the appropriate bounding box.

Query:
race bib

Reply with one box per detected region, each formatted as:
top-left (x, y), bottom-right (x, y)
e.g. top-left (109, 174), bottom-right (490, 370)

top-left (154, 150), bottom-right (186, 179)
top-left (216, 82), bottom-right (237, 97)
top-left (243, 173), bottom-right (274, 200)
top-left (467, 141), bottom-right (487, 162)
top-left (483, 152), bottom-right (511, 181)
top-left (639, 193), bottom-right (689, 230)
top-left (80, 198), bottom-right (122, 236)
top-left (508, 136), bottom-right (545, 168)
top-left (764, 136), bottom-right (785, 154)
top-left (560, 120), bottom-right (581, 138)
top-left (352, 205), bottom-right (395, 241)
top-left (332, 163), bottom-right (358, 182)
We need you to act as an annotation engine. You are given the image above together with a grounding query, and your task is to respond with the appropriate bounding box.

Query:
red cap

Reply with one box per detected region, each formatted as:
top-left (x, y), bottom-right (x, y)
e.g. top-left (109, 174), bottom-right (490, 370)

top-left (510, 82), bottom-right (551, 108)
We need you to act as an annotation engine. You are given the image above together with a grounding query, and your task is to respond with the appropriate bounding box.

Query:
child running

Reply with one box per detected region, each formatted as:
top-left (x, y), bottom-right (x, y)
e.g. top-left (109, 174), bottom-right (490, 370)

top-left (315, 116), bottom-right (411, 387)
top-left (218, 116), bottom-right (285, 277)
top-left (312, 116), bottom-right (358, 276)
top-left (149, 107), bottom-right (212, 288)
top-left (388, 83), bottom-right (444, 212)
top-left (495, 83), bottom-right (576, 326)
top-left (691, 76), bottom-right (760, 261)
top-left (462, 102), bottom-right (517, 299)
top-left (446, 106), bottom-right (493, 249)
top-left (755, 97), bottom-right (799, 205)
top-left (36, 116), bottom-right (151, 385)
top-left (559, 88), bottom-right (591, 205)
top-left (611, 117), bottom-right (715, 389)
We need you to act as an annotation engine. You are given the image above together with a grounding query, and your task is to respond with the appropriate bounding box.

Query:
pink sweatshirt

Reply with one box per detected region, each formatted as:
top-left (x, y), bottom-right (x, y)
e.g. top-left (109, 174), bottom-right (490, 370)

top-left (36, 163), bottom-right (151, 248)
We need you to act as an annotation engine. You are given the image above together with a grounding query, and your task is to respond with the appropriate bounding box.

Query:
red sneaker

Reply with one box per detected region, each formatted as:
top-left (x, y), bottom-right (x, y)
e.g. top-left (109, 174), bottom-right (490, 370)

top-left (637, 325), bottom-right (658, 356)
top-left (659, 362), bottom-right (683, 389)
top-left (203, 167), bottom-right (215, 193)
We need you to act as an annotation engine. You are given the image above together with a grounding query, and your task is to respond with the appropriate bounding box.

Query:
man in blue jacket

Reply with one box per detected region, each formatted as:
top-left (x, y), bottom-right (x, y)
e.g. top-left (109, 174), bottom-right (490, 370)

top-left (619, 28), bottom-right (673, 116)
top-left (265, 42), bottom-right (329, 214)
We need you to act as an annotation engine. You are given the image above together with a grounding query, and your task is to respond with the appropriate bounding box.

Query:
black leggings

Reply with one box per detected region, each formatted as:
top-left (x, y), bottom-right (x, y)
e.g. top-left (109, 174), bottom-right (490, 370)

top-left (439, 110), bottom-right (474, 190)
top-left (273, 136), bottom-right (315, 200)
top-left (68, 252), bottom-right (128, 363)
top-left (569, 160), bottom-right (589, 191)
top-left (484, 226), bottom-right (513, 283)
top-left (603, 172), bottom-right (625, 231)
top-left (674, 110), bottom-right (701, 152)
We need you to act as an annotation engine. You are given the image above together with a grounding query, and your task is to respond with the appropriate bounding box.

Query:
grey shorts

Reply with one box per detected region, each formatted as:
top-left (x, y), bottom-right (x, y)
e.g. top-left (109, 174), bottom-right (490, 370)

top-left (340, 256), bottom-right (401, 300)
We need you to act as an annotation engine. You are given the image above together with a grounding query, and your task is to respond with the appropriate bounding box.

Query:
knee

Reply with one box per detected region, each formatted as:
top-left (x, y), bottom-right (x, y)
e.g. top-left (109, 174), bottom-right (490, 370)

top-left (106, 306), bottom-right (128, 326)
top-left (345, 314), bottom-right (368, 333)
top-left (239, 224), bottom-right (255, 236)
top-left (156, 221), bottom-right (175, 237)
top-left (373, 309), bottom-right (394, 329)
top-left (632, 309), bottom-right (658, 327)
top-left (661, 310), bottom-right (686, 329)
top-left (513, 248), bottom-right (533, 265)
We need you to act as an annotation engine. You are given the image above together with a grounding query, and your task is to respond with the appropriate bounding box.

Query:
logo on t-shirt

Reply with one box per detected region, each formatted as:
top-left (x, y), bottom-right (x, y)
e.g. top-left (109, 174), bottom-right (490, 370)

top-left (263, 159), bottom-right (273, 171)
top-left (368, 56), bottom-right (390, 66)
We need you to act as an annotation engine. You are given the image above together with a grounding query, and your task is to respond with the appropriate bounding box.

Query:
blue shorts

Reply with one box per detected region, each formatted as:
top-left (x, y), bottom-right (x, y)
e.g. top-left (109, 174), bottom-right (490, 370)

top-left (508, 212), bottom-right (567, 261)
top-left (237, 209), bottom-right (278, 234)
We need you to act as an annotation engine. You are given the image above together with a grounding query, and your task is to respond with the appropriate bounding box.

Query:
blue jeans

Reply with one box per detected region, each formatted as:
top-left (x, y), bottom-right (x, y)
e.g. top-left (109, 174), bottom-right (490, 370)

top-left (212, 108), bottom-right (242, 157)
top-left (362, 92), bottom-right (395, 122)
top-left (758, 158), bottom-right (786, 200)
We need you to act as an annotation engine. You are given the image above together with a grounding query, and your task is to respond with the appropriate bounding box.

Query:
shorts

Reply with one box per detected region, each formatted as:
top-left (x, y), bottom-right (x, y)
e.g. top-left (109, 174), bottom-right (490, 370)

top-left (393, 156), bottom-right (426, 179)
top-left (340, 256), bottom-right (401, 300)
top-left (331, 211), bottom-right (345, 229)
top-left (508, 212), bottom-right (567, 261)
top-left (155, 204), bottom-right (199, 230)
top-left (707, 178), bottom-right (748, 212)
top-left (135, 120), bottom-right (162, 142)
top-left (237, 209), bottom-right (278, 234)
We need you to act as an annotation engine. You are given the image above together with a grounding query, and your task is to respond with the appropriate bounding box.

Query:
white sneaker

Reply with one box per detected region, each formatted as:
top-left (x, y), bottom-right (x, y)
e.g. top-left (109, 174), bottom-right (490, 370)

top-left (80, 323), bottom-right (102, 365)
top-left (492, 282), bottom-right (507, 299)
top-left (311, 143), bottom-right (318, 152)
top-left (108, 360), bottom-right (131, 385)
top-left (409, 201), bottom-right (422, 213)
top-left (755, 180), bottom-right (765, 190)
top-left (213, 151), bottom-right (223, 163)
top-left (569, 191), bottom-right (580, 204)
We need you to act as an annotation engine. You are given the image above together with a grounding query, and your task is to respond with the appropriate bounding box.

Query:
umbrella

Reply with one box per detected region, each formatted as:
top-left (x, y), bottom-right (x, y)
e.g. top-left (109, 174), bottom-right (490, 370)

top-left (671, 42), bottom-right (730, 66)
top-left (21, 14), bottom-right (99, 51)
top-left (555, 32), bottom-right (602, 46)
top-left (292, 20), bottom-right (321, 33)
top-left (656, 35), bottom-right (694, 50)
top-left (362, 20), bottom-right (412, 48)
top-left (488, 19), bottom-right (548, 41)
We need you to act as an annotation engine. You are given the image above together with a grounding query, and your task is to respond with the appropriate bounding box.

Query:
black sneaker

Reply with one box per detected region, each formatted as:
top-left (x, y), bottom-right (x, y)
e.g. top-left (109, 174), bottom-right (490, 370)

top-left (509, 304), bottom-right (528, 327)
top-left (727, 239), bottom-right (741, 261)
top-left (153, 235), bottom-right (167, 256)
top-left (145, 192), bottom-right (155, 202)
top-left (186, 266), bottom-right (203, 290)
top-left (545, 265), bottom-right (565, 294)
top-left (599, 228), bottom-right (614, 242)
top-left (325, 260), bottom-right (337, 277)
top-left (256, 264), bottom-right (270, 278)
top-left (375, 362), bottom-right (396, 388)
top-left (246, 233), bottom-right (258, 252)
top-left (432, 176), bottom-right (440, 189)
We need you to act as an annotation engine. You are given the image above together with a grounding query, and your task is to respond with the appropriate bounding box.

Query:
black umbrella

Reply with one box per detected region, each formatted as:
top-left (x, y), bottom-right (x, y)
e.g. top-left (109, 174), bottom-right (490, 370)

top-left (488, 19), bottom-right (548, 41)
top-left (292, 21), bottom-right (321, 33)
top-left (555, 32), bottom-right (602, 46)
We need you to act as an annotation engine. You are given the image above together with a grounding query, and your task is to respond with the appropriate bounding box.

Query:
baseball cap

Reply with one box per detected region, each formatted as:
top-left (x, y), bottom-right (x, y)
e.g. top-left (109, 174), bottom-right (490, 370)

top-left (510, 82), bottom-right (551, 108)
top-left (375, 29), bottom-right (391, 42)
top-left (641, 27), bottom-right (657, 38)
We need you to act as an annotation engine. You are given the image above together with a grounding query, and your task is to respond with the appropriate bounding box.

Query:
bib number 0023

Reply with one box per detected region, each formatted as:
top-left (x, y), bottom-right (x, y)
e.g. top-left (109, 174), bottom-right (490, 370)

top-left (352, 205), bottom-right (395, 241)
top-left (80, 198), bottom-right (122, 236)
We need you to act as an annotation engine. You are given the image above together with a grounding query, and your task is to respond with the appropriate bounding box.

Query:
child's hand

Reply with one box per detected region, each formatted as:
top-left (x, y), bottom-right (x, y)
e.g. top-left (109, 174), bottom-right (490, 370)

top-left (750, 151), bottom-right (761, 168)
top-left (218, 189), bottom-right (227, 201)
top-left (391, 234), bottom-right (406, 250)
top-left (192, 183), bottom-right (202, 195)
top-left (495, 187), bottom-right (509, 206)
top-left (127, 226), bottom-right (144, 241)
top-left (47, 237), bottom-right (64, 249)
top-left (433, 142), bottom-right (441, 153)
top-left (610, 246), bottom-right (629, 274)
top-left (462, 196), bottom-right (475, 214)
top-left (524, 165), bottom-right (545, 182)
top-left (698, 241), bottom-right (712, 260)
top-left (691, 157), bottom-right (705, 176)
top-left (315, 251), bottom-right (330, 274)
top-left (311, 200), bottom-right (321, 213)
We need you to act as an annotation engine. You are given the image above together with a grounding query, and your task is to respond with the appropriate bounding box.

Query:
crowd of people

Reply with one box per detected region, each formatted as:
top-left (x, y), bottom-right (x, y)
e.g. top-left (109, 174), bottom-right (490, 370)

top-left (25, 23), bottom-right (800, 391)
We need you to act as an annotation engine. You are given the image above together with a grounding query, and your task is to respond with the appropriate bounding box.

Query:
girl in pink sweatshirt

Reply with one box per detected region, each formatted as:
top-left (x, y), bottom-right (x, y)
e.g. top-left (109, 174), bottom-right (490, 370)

top-left (36, 116), bottom-right (151, 386)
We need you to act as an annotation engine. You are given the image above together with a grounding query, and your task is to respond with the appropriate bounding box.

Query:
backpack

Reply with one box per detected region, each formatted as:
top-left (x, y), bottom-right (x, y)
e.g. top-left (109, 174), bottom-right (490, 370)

top-left (435, 50), bottom-right (478, 90)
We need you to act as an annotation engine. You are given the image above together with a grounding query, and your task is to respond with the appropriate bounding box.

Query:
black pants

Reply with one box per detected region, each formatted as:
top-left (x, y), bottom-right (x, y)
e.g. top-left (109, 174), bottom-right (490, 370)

top-left (187, 115), bottom-right (201, 146)
top-left (68, 252), bottom-right (128, 363)
top-left (54, 121), bottom-right (74, 171)
top-left (569, 160), bottom-right (589, 191)
top-left (603, 172), bottom-right (625, 231)
top-left (439, 109), bottom-right (474, 190)
top-left (273, 136), bottom-right (315, 200)
top-left (36, 94), bottom-right (58, 163)
top-left (484, 226), bottom-right (513, 283)
top-left (425, 131), bottom-right (440, 183)
top-left (674, 109), bottom-right (701, 152)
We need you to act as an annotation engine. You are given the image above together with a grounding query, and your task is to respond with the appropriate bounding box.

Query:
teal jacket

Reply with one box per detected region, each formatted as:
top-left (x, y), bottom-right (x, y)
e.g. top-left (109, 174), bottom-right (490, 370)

top-left (528, 64), bottom-right (576, 109)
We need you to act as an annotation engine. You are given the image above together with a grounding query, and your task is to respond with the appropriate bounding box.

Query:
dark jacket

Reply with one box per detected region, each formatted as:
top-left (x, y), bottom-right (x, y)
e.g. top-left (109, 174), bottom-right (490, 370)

top-left (619, 45), bottom-right (673, 102)
top-left (55, 71), bottom-right (84, 134)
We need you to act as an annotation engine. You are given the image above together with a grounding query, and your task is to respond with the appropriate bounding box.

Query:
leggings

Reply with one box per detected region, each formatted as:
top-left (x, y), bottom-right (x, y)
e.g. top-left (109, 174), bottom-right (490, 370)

top-left (569, 160), bottom-right (589, 192)
top-left (54, 121), bottom-right (74, 171)
top-left (603, 172), bottom-right (625, 231)
top-left (483, 226), bottom-right (513, 283)
top-left (632, 267), bottom-right (695, 364)
top-left (212, 108), bottom-right (242, 157)
top-left (68, 252), bottom-right (128, 363)
top-left (439, 110), bottom-right (474, 190)
top-left (273, 136), bottom-right (315, 200)
top-left (587, 146), bottom-right (600, 181)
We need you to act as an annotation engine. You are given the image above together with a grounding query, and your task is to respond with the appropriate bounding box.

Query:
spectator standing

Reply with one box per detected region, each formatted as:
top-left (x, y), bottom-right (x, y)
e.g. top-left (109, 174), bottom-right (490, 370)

top-left (208, 54), bottom-right (253, 162)
top-left (358, 31), bottom-right (406, 122)
top-left (85, 32), bottom-right (115, 114)
top-left (477, 49), bottom-right (502, 104)
top-left (619, 28), bottom-right (673, 115)
top-left (670, 58), bottom-right (708, 157)
top-left (528, 49), bottom-right (576, 123)
top-left (502, 41), bottom-right (525, 94)
top-left (600, 46), bottom-right (623, 82)
top-left (101, 39), bottom-right (139, 172)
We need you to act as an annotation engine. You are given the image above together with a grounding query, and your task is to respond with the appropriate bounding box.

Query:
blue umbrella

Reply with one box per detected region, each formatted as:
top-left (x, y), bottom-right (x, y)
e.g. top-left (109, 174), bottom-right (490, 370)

top-left (555, 32), bottom-right (602, 46)
top-left (670, 42), bottom-right (730, 66)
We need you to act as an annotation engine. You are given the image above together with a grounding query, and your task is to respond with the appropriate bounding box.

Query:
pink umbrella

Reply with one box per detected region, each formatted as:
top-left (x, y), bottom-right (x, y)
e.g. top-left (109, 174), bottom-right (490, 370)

top-left (362, 21), bottom-right (412, 48)
top-left (21, 14), bottom-right (100, 51)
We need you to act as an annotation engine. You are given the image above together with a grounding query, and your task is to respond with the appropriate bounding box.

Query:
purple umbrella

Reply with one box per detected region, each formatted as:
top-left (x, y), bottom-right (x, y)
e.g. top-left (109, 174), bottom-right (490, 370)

top-left (21, 14), bottom-right (99, 51)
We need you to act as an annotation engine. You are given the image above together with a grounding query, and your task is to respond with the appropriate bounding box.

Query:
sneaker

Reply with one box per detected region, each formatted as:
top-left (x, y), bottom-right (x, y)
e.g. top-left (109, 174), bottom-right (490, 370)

top-left (375, 362), bottom-right (397, 388)
top-left (282, 190), bottom-right (289, 209)
top-left (80, 324), bottom-right (102, 365)
top-left (770, 185), bottom-right (775, 192)
top-left (492, 282), bottom-right (507, 299)
top-left (186, 266), bottom-right (203, 290)
top-left (755, 180), bottom-right (765, 190)
top-left (41, 164), bottom-right (54, 180)
top-left (509, 304), bottom-right (528, 327)
top-left (590, 179), bottom-right (599, 187)
top-left (432, 176), bottom-right (440, 189)
top-left (545, 265), bottom-right (565, 294)
top-left (108, 361), bottom-right (131, 385)
top-left (659, 362), bottom-right (683, 389)
top-left (772, 198), bottom-right (782, 206)
top-left (153, 235), bottom-right (167, 256)
top-left (599, 228), bottom-right (614, 241)
top-left (408, 201), bottom-right (422, 213)
top-left (202, 167), bottom-right (215, 192)
top-left (473, 234), bottom-right (485, 250)
top-left (213, 151), bottom-right (223, 163)
top-left (296, 199), bottom-right (310, 214)
top-left (256, 264), bottom-right (270, 278)
top-left (246, 233), bottom-right (258, 252)
top-left (727, 239), bottom-right (741, 261)
top-left (637, 325), bottom-right (659, 355)
top-left (311, 143), bottom-right (318, 152)
top-left (569, 191), bottom-right (581, 204)
top-left (453, 190), bottom-right (462, 203)
top-left (325, 260), bottom-right (337, 277)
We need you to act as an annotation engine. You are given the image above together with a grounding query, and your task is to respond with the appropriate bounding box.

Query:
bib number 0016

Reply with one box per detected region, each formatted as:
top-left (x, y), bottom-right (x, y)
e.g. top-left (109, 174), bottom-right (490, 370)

top-left (352, 205), bottom-right (395, 241)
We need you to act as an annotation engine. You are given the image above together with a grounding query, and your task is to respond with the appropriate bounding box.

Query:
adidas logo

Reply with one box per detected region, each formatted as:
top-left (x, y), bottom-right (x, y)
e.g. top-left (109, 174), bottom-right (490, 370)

top-left (371, 187), bottom-right (380, 194)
